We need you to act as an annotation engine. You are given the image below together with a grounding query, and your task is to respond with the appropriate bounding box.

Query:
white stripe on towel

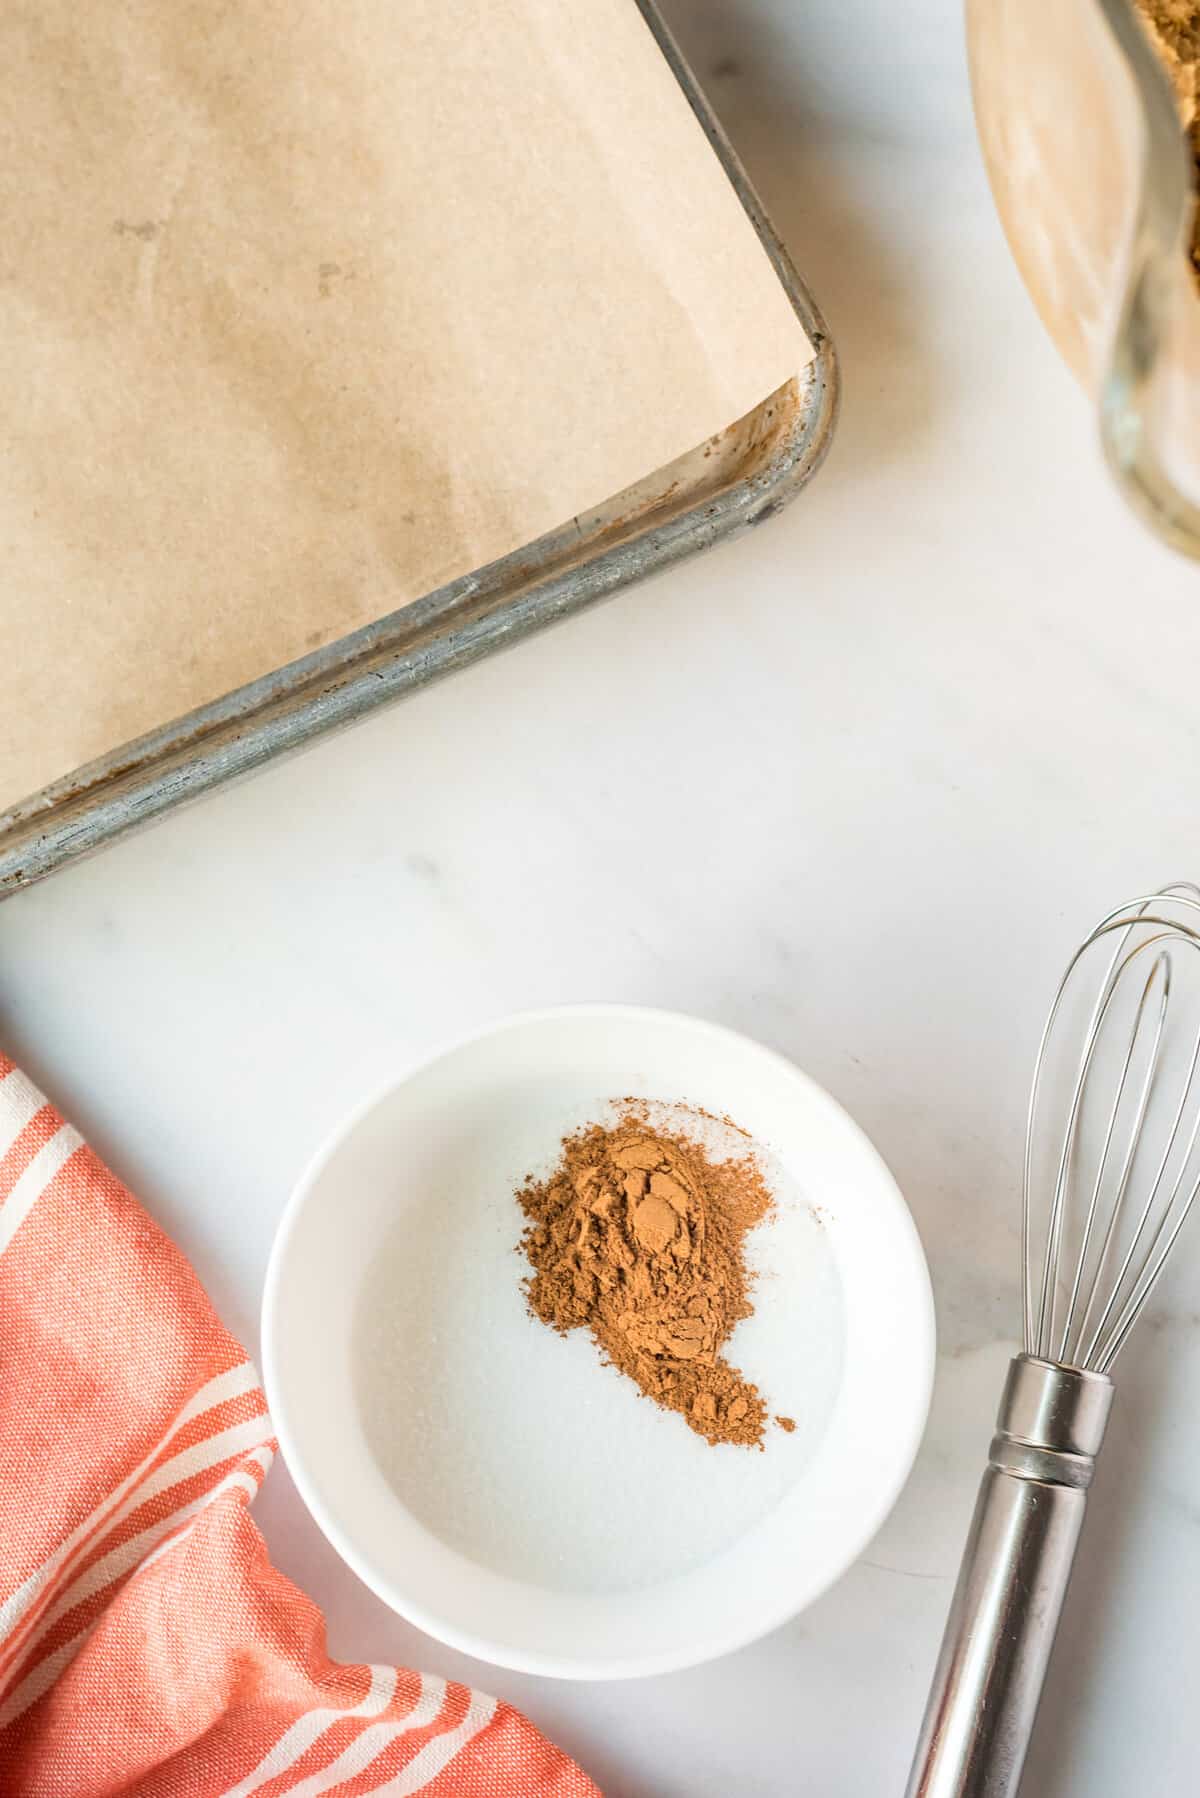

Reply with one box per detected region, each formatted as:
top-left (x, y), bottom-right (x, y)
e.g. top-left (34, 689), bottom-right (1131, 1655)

top-left (0, 1123), bottom-right (82, 1259)
top-left (365, 1690), bottom-right (498, 1796)
top-left (0, 1456), bottom-right (268, 1729)
top-left (2, 1446), bottom-right (272, 1688)
top-left (271, 1676), bottom-right (451, 1798)
top-left (0, 1362), bottom-right (262, 1648)
top-left (0, 1067), bottom-right (46, 1160)
top-left (219, 1664), bottom-right (399, 1798)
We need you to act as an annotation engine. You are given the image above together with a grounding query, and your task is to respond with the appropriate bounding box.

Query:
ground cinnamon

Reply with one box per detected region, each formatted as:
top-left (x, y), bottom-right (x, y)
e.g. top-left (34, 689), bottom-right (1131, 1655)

top-left (516, 1110), bottom-right (790, 1448)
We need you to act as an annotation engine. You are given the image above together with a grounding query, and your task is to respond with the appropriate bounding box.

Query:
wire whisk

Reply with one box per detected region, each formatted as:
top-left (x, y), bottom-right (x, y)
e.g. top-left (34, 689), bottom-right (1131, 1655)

top-left (908, 885), bottom-right (1200, 1798)
top-left (1024, 882), bottom-right (1200, 1375)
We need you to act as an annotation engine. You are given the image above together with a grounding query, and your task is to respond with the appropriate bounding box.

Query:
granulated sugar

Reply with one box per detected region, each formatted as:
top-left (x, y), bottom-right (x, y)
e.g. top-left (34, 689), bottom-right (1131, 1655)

top-left (353, 1099), bottom-right (844, 1594)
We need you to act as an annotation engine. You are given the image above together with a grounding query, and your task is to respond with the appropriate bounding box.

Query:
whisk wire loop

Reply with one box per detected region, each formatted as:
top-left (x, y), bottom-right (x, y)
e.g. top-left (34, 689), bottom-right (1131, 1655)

top-left (1023, 888), bottom-right (1200, 1375)
top-left (1080, 986), bottom-right (1200, 1370)
top-left (1054, 950), bottom-right (1169, 1365)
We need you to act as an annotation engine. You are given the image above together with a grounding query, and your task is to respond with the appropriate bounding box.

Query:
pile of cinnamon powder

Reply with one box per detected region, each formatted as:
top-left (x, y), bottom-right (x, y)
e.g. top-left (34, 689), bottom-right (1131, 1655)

top-left (517, 1111), bottom-right (792, 1448)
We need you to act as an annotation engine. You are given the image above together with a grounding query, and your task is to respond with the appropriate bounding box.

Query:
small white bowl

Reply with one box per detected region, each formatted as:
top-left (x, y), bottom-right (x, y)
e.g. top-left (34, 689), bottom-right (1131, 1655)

top-left (262, 1006), bottom-right (934, 1679)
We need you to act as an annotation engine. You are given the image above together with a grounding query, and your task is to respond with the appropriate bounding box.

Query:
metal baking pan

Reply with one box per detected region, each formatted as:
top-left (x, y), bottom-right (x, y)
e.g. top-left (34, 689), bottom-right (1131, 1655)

top-left (0, 0), bottom-right (837, 898)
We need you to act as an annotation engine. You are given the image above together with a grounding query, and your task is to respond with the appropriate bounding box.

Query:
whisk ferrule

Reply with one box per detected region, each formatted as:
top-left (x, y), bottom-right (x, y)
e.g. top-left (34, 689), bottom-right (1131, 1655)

top-left (989, 1354), bottom-right (1113, 1489)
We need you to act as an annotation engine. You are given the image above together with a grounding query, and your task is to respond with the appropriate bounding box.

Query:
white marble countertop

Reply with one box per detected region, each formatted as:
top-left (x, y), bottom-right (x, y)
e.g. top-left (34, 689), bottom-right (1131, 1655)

top-left (4, 2), bottom-right (1200, 1791)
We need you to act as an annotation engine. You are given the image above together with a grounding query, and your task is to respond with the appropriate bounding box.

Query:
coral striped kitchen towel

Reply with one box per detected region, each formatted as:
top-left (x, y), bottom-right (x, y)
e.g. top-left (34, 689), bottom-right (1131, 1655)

top-left (0, 1055), bottom-right (600, 1797)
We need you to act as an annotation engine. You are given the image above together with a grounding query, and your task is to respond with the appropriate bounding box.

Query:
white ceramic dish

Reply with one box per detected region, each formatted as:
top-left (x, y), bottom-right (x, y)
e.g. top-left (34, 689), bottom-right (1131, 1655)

top-left (262, 1006), bottom-right (935, 1679)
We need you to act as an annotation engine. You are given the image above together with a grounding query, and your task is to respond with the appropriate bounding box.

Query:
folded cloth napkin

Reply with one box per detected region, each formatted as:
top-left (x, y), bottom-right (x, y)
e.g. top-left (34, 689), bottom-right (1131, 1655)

top-left (0, 1056), bottom-right (600, 1797)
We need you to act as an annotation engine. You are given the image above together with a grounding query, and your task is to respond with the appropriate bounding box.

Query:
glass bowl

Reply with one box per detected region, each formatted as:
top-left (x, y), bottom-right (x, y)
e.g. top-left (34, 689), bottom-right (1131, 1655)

top-left (968, 0), bottom-right (1200, 554)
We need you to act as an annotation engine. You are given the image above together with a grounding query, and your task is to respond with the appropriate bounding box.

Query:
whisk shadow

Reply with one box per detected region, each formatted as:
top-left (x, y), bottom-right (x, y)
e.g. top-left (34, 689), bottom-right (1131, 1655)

top-left (1020, 1332), bottom-right (1169, 1793)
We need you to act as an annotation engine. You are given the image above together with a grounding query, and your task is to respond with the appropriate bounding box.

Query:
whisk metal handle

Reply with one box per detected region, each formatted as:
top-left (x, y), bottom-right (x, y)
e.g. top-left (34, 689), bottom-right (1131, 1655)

top-left (905, 1355), bottom-right (1114, 1798)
